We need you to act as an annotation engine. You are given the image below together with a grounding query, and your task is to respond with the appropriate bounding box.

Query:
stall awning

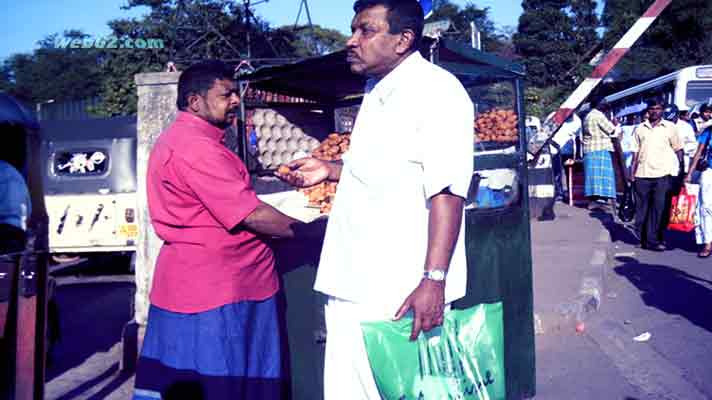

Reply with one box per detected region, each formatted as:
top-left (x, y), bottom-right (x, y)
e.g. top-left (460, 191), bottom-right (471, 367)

top-left (240, 38), bottom-right (525, 104)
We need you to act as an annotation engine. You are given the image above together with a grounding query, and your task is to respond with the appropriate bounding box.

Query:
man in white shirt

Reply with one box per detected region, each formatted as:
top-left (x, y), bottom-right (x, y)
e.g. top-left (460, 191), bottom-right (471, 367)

top-left (663, 104), bottom-right (697, 174)
top-left (548, 113), bottom-right (581, 200)
top-left (278, 0), bottom-right (473, 398)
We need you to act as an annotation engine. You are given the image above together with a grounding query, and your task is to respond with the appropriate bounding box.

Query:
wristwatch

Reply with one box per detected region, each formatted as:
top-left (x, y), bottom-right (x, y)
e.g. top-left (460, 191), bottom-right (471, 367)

top-left (423, 268), bottom-right (447, 282)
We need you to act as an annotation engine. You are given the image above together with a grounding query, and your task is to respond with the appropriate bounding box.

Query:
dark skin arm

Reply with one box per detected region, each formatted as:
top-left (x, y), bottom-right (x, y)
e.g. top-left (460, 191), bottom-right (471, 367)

top-left (394, 190), bottom-right (464, 341)
top-left (630, 151), bottom-right (638, 182)
top-left (240, 201), bottom-right (317, 238)
top-left (276, 157), bottom-right (342, 187)
top-left (685, 142), bottom-right (707, 182)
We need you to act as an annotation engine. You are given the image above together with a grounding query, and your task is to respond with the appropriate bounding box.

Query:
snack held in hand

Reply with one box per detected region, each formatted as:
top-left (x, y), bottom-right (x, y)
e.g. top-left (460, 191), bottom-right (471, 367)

top-left (277, 164), bottom-right (291, 176)
top-left (297, 132), bottom-right (350, 214)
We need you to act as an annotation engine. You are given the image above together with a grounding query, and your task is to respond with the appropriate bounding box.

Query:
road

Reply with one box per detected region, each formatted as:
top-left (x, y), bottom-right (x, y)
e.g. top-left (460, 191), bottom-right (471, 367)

top-left (536, 214), bottom-right (712, 400)
top-left (44, 256), bottom-right (135, 399)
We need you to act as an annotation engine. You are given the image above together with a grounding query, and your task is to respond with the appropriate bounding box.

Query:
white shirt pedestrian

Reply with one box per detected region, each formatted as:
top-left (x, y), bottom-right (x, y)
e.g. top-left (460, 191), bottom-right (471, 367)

top-left (315, 51), bottom-right (474, 399)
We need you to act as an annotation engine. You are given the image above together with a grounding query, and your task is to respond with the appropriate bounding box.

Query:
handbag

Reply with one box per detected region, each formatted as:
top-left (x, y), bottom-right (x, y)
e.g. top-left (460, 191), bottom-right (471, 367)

top-left (696, 129), bottom-right (711, 171)
top-left (668, 184), bottom-right (699, 232)
top-left (618, 182), bottom-right (636, 223)
top-left (361, 303), bottom-right (506, 400)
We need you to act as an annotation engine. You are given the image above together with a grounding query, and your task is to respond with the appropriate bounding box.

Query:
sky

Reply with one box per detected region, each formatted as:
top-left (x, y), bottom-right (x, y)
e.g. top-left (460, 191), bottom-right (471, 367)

top-left (0, 0), bottom-right (523, 61)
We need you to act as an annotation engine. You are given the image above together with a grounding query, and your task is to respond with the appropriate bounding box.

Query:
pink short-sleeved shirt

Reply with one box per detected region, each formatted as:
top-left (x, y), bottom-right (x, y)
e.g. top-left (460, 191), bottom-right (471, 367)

top-left (147, 112), bottom-right (277, 313)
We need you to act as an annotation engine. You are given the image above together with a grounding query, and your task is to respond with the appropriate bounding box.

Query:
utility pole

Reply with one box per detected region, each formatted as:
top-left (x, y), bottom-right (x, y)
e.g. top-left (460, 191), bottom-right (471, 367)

top-left (294, 0), bottom-right (313, 29)
top-left (242, 0), bottom-right (269, 59)
top-left (470, 21), bottom-right (481, 51)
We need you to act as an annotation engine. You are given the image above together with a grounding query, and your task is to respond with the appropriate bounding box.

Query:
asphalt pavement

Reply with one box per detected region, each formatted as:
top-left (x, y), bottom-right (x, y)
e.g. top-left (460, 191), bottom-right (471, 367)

top-left (534, 202), bottom-right (712, 400)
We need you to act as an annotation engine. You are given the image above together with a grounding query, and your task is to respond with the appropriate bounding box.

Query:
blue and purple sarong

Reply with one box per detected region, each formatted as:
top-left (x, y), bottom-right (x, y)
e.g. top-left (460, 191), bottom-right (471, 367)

top-left (133, 296), bottom-right (283, 400)
top-left (584, 150), bottom-right (616, 199)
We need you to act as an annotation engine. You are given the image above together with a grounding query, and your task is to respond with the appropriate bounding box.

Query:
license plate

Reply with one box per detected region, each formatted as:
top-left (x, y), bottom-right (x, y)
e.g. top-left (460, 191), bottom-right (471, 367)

top-left (119, 224), bottom-right (138, 237)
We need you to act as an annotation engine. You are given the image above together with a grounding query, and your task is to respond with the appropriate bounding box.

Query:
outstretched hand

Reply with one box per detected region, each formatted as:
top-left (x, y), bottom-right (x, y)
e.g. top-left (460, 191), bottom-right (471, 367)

top-left (275, 157), bottom-right (331, 188)
top-left (393, 279), bottom-right (445, 341)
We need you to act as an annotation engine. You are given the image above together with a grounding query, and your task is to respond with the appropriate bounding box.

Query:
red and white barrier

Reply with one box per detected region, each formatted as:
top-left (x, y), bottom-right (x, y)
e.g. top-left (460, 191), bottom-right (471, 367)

top-left (530, 0), bottom-right (672, 161)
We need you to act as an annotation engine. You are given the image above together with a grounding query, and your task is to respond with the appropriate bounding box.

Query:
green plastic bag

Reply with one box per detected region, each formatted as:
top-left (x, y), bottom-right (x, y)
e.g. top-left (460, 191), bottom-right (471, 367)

top-left (361, 302), bottom-right (505, 400)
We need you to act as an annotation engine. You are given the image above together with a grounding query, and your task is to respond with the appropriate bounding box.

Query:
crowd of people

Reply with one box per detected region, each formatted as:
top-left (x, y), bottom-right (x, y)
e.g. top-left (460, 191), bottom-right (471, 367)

top-left (563, 96), bottom-right (712, 256)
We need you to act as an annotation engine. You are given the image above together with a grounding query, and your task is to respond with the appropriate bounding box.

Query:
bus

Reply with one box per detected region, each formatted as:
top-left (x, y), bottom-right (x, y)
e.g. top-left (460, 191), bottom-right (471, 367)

top-left (601, 65), bottom-right (712, 118)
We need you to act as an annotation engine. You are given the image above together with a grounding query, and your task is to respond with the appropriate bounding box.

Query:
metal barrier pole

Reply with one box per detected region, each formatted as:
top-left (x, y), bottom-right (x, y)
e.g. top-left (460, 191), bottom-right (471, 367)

top-left (15, 247), bottom-right (49, 400)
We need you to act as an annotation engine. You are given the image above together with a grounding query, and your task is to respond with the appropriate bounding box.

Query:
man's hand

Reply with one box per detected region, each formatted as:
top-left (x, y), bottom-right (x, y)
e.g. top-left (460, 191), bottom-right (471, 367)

top-left (275, 157), bottom-right (332, 187)
top-left (393, 279), bottom-right (445, 341)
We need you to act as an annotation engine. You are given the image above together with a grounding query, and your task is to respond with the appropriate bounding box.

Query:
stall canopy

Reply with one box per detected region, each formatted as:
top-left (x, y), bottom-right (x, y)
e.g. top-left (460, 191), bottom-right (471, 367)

top-left (0, 93), bottom-right (39, 130)
top-left (241, 38), bottom-right (525, 104)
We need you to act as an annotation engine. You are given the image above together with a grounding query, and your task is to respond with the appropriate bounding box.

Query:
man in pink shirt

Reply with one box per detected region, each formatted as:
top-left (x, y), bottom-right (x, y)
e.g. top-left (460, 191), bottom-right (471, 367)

top-left (133, 61), bottom-right (315, 400)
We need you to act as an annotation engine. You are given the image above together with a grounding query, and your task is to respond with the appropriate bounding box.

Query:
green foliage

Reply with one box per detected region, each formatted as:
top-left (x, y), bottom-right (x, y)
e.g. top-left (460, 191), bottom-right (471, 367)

top-left (93, 0), bottom-right (346, 116)
top-left (1, 31), bottom-right (103, 104)
top-left (514, 0), bottom-right (601, 118)
top-left (601, 0), bottom-right (712, 82)
top-left (2, 0), bottom-right (347, 117)
top-left (274, 25), bottom-right (347, 58)
top-left (426, 0), bottom-right (512, 58)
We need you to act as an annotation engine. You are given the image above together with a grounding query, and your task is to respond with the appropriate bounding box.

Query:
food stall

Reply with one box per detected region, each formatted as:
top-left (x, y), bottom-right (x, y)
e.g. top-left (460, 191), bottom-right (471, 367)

top-left (238, 37), bottom-right (535, 400)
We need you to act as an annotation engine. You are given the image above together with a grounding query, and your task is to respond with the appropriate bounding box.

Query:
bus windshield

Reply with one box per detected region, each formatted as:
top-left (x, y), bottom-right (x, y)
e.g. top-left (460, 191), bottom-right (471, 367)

top-left (686, 80), bottom-right (712, 107)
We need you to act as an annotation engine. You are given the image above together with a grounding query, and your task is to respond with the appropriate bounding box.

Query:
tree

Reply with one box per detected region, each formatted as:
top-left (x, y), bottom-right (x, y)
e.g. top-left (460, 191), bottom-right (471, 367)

top-left (274, 25), bottom-right (347, 58)
top-left (1, 31), bottom-right (103, 104)
top-left (601, 0), bottom-right (712, 83)
top-left (513, 0), bottom-right (578, 89)
top-left (91, 0), bottom-right (349, 116)
top-left (568, 0), bottom-right (600, 79)
top-left (426, 0), bottom-right (509, 57)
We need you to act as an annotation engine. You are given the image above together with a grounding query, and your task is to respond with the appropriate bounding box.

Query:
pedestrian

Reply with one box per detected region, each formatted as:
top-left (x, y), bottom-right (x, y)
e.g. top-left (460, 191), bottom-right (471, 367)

top-left (629, 98), bottom-right (684, 251)
top-left (679, 109), bottom-right (695, 132)
top-left (0, 137), bottom-right (30, 252)
top-left (582, 96), bottom-right (618, 212)
top-left (686, 103), bottom-right (712, 257)
top-left (277, 1), bottom-right (473, 398)
top-left (550, 113), bottom-right (581, 201)
top-left (694, 102), bottom-right (712, 134)
top-left (620, 114), bottom-right (637, 174)
top-left (663, 104), bottom-right (697, 175)
top-left (132, 60), bottom-right (320, 400)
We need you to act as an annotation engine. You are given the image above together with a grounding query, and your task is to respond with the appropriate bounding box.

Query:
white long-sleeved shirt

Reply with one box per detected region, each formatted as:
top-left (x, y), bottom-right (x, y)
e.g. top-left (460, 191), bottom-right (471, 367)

top-left (314, 52), bottom-right (474, 312)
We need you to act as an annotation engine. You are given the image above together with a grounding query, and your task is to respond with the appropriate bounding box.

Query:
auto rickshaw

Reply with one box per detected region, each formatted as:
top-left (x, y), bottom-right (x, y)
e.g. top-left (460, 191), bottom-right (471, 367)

top-left (0, 93), bottom-right (51, 400)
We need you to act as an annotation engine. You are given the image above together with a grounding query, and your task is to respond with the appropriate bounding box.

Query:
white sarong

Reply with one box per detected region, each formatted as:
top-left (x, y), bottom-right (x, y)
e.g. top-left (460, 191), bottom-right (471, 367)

top-left (695, 169), bottom-right (712, 245)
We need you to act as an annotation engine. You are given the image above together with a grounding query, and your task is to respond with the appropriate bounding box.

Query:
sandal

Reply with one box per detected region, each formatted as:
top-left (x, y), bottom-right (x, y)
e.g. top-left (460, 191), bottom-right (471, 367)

top-left (698, 246), bottom-right (712, 258)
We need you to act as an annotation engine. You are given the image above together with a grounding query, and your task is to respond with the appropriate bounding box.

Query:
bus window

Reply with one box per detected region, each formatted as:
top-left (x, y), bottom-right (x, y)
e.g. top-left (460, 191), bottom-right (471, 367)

top-left (687, 81), bottom-right (712, 107)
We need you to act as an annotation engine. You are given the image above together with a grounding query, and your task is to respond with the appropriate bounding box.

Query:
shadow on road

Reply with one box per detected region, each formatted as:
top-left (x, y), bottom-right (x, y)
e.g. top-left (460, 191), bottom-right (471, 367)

top-left (46, 281), bottom-right (134, 382)
top-left (590, 208), bottom-right (700, 252)
top-left (54, 363), bottom-right (133, 400)
top-left (588, 209), bottom-right (639, 246)
top-left (614, 257), bottom-right (712, 334)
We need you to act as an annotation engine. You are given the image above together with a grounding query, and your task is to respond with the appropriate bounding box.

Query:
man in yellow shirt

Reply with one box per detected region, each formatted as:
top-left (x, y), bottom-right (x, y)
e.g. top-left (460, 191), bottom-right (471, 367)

top-left (630, 98), bottom-right (684, 251)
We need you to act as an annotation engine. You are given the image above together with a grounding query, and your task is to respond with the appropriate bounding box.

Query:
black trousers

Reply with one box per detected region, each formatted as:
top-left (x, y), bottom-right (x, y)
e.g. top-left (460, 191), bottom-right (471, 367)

top-left (634, 176), bottom-right (673, 246)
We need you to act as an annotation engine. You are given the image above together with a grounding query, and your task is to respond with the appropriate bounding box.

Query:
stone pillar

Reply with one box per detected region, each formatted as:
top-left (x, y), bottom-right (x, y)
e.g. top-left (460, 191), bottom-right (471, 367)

top-left (133, 72), bottom-right (180, 326)
top-left (123, 72), bottom-right (180, 372)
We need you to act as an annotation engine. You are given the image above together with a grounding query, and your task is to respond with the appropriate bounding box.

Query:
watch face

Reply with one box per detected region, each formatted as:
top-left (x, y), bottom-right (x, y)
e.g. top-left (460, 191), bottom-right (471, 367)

top-left (426, 270), bottom-right (446, 281)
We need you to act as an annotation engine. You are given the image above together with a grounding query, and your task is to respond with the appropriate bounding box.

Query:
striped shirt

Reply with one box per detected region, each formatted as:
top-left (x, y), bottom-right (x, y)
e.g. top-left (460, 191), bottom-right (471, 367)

top-left (583, 109), bottom-right (616, 153)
